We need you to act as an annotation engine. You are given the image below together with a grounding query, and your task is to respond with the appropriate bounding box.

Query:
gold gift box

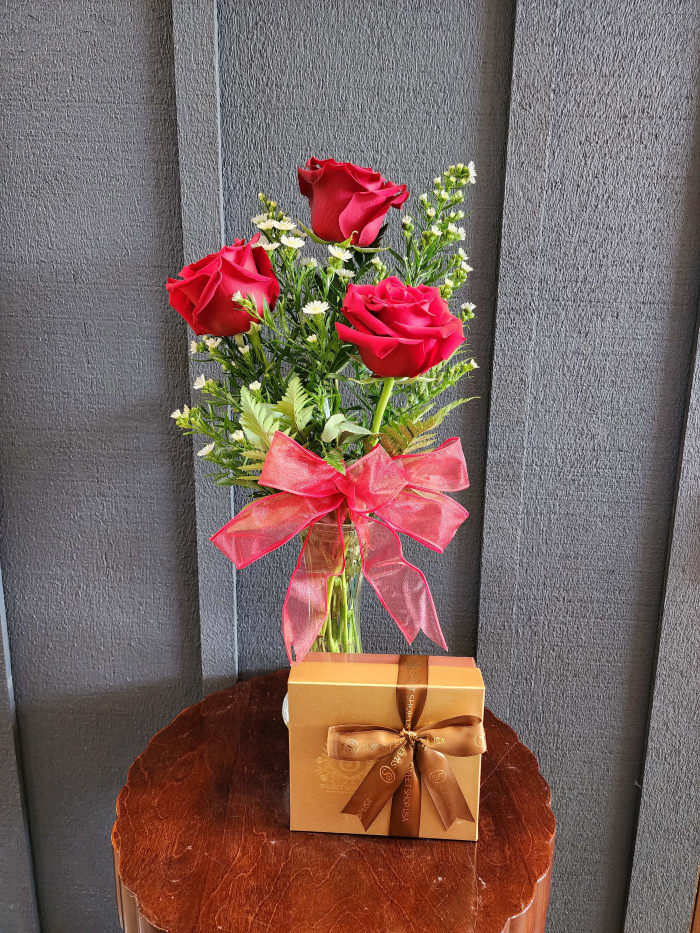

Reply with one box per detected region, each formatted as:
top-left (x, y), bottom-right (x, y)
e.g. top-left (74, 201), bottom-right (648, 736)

top-left (288, 653), bottom-right (485, 841)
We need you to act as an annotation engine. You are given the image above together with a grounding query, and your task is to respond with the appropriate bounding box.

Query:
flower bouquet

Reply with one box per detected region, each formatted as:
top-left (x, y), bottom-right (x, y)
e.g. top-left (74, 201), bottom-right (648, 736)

top-left (168, 157), bottom-right (479, 662)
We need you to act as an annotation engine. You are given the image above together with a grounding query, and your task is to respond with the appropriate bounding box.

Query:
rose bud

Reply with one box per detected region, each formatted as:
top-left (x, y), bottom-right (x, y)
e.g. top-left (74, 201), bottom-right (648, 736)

top-left (297, 157), bottom-right (408, 247)
top-left (166, 234), bottom-right (280, 336)
top-left (336, 277), bottom-right (465, 378)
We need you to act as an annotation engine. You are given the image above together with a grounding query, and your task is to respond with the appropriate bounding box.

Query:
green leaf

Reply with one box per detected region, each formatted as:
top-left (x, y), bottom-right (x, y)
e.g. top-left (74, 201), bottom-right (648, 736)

top-left (298, 223), bottom-right (353, 248)
top-left (321, 413), bottom-right (371, 444)
top-left (322, 447), bottom-right (346, 473)
top-left (239, 388), bottom-right (281, 450)
top-left (274, 375), bottom-right (315, 433)
top-left (352, 245), bottom-right (390, 254)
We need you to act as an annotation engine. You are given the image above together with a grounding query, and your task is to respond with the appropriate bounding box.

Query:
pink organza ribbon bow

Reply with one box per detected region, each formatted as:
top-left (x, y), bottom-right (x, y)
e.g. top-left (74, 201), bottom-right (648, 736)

top-left (211, 431), bottom-right (469, 662)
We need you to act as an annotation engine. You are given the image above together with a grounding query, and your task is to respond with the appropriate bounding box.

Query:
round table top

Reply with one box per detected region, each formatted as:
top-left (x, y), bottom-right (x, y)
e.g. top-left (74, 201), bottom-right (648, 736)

top-left (113, 669), bottom-right (555, 933)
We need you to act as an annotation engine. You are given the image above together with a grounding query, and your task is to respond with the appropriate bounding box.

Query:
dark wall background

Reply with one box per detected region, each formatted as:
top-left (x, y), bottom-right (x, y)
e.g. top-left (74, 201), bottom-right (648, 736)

top-left (0, 2), bottom-right (200, 930)
top-left (0, 1), bottom-right (698, 931)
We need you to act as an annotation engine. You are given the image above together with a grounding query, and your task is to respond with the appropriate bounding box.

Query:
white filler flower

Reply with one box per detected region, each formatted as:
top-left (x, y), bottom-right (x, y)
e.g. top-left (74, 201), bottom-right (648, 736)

top-left (197, 442), bottom-right (215, 457)
top-left (248, 381), bottom-right (262, 391)
top-left (193, 374), bottom-right (207, 390)
top-left (281, 235), bottom-right (305, 249)
top-left (327, 245), bottom-right (352, 262)
top-left (302, 300), bottom-right (330, 315)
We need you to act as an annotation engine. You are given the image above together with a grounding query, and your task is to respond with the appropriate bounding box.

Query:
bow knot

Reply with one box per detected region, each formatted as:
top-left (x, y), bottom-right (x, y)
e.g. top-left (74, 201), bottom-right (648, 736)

top-left (211, 431), bottom-right (470, 662)
top-left (327, 655), bottom-right (486, 837)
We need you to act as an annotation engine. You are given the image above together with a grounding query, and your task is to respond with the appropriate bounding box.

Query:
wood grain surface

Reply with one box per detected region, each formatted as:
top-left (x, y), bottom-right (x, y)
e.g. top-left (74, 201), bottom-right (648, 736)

top-left (113, 670), bottom-right (554, 932)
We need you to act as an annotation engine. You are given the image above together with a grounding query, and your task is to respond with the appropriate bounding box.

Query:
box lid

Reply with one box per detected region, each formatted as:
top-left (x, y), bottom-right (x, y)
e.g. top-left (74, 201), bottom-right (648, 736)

top-left (288, 652), bottom-right (483, 690)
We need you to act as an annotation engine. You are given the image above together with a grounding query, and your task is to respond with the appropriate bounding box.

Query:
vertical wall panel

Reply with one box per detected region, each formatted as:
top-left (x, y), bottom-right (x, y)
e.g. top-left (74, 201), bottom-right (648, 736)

top-left (216, 0), bottom-right (515, 675)
top-left (479, 3), bottom-right (700, 931)
top-left (624, 308), bottom-right (700, 931)
top-left (0, 2), bottom-right (200, 929)
top-left (171, 0), bottom-right (237, 691)
top-left (0, 568), bottom-right (39, 932)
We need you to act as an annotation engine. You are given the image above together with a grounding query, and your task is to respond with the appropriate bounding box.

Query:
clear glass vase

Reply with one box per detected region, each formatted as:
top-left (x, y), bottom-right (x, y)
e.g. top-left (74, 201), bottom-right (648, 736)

top-left (301, 518), bottom-right (363, 654)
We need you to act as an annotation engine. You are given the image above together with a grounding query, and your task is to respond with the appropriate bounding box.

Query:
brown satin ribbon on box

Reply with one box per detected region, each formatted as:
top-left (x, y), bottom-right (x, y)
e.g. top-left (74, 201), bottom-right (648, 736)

top-left (326, 654), bottom-right (486, 837)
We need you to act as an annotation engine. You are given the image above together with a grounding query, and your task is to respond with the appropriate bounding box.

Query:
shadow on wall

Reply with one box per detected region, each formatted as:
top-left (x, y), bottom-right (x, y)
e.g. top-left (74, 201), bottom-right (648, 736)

top-left (21, 679), bottom-right (193, 932)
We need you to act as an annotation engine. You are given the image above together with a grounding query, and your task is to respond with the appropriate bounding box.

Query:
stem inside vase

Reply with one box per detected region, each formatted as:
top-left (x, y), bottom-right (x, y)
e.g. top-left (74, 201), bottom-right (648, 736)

top-left (301, 519), bottom-right (363, 654)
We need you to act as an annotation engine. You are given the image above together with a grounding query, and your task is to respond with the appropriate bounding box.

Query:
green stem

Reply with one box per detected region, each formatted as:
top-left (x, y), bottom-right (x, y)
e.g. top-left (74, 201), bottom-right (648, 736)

top-left (248, 328), bottom-right (268, 370)
top-left (370, 377), bottom-right (395, 445)
top-left (340, 569), bottom-right (349, 651)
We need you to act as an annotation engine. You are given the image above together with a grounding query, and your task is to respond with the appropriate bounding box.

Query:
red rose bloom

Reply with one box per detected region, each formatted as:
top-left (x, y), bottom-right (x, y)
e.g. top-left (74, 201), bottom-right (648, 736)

top-left (297, 157), bottom-right (408, 247)
top-left (336, 277), bottom-right (465, 378)
top-left (166, 235), bottom-right (280, 336)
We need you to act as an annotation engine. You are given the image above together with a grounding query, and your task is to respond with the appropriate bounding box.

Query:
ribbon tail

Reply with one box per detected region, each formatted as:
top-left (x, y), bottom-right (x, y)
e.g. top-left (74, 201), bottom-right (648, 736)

top-left (341, 742), bottom-right (412, 831)
top-left (389, 745), bottom-right (421, 837)
top-left (282, 514), bottom-right (344, 663)
top-left (416, 745), bottom-right (475, 828)
top-left (352, 514), bottom-right (447, 651)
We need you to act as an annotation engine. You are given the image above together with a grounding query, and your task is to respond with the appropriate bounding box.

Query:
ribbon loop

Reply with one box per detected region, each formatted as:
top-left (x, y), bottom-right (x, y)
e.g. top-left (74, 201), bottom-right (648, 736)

top-left (327, 655), bottom-right (486, 837)
top-left (327, 725), bottom-right (403, 761)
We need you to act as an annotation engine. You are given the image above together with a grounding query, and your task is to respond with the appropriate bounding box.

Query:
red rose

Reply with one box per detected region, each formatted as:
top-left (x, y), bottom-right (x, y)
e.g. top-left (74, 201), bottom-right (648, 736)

top-left (336, 277), bottom-right (465, 377)
top-left (297, 157), bottom-right (408, 247)
top-left (166, 235), bottom-right (280, 336)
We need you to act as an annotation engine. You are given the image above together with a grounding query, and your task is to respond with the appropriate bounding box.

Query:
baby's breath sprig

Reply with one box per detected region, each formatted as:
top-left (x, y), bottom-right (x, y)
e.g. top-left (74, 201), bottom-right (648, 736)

top-left (403, 162), bottom-right (475, 291)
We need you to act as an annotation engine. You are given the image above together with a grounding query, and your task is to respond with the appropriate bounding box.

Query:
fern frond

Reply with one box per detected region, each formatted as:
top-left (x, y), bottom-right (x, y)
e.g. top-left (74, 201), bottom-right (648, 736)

top-left (274, 375), bottom-right (315, 434)
top-left (404, 431), bottom-right (438, 453)
top-left (379, 396), bottom-right (476, 456)
top-left (239, 388), bottom-right (281, 450)
top-left (323, 447), bottom-right (346, 473)
top-left (378, 423), bottom-right (417, 456)
top-left (415, 396), bottom-right (475, 434)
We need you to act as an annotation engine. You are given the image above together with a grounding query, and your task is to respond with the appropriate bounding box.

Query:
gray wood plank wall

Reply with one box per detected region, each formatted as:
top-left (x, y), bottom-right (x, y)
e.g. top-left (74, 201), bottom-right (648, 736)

top-left (0, 1), bottom-right (698, 930)
top-left (0, 2), bottom-right (201, 930)
top-left (171, 0), bottom-right (238, 693)
top-left (624, 312), bottom-right (700, 932)
top-left (478, 2), bottom-right (700, 931)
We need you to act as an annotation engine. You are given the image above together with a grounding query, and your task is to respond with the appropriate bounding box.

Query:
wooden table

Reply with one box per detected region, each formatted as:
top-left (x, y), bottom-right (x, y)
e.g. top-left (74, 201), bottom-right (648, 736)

top-left (112, 670), bottom-right (555, 932)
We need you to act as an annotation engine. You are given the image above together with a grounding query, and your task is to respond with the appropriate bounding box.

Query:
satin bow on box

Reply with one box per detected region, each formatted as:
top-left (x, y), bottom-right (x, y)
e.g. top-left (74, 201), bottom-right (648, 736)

top-left (211, 431), bottom-right (469, 662)
top-left (327, 655), bottom-right (486, 836)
